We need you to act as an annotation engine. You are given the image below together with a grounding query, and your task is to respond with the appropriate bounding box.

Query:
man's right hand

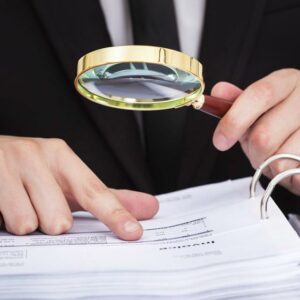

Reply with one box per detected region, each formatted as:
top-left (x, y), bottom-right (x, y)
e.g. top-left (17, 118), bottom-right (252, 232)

top-left (0, 136), bottom-right (159, 240)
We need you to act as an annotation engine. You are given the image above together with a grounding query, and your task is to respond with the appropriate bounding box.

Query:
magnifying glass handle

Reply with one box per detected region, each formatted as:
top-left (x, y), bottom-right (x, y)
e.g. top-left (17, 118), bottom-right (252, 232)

top-left (199, 95), bottom-right (233, 119)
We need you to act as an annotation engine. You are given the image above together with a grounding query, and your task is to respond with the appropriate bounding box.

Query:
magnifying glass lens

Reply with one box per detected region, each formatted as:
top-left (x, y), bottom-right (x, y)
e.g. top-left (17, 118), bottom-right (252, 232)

top-left (79, 62), bottom-right (201, 102)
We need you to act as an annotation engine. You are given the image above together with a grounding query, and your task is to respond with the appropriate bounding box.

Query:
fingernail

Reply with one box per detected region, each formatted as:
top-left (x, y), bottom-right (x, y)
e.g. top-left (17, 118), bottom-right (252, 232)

top-left (124, 221), bottom-right (141, 233)
top-left (215, 133), bottom-right (230, 151)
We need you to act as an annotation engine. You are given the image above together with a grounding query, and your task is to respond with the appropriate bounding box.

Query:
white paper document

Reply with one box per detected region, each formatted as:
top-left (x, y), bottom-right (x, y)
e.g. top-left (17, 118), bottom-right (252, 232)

top-left (1, 177), bottom-right (300, 299)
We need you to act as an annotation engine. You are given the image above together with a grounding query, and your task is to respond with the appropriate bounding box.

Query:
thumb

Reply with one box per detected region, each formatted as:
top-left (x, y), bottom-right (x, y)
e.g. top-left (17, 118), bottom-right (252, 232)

top-left (211, 81), bottom-right (242, 101)
top-left (110, 189), bottom-right (159, 221)
top-left (211, 82), bottom-right (243, 151)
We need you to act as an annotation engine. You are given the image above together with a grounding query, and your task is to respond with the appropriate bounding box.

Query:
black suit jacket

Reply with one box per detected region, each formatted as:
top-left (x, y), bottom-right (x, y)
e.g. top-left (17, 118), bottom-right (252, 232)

top-left (1, 0), bottom-right (300, 213)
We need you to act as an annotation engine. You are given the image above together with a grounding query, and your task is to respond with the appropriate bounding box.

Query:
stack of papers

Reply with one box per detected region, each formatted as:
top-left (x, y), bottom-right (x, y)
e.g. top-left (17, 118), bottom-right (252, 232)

top-left (1, 177), bottom-right (300, 299)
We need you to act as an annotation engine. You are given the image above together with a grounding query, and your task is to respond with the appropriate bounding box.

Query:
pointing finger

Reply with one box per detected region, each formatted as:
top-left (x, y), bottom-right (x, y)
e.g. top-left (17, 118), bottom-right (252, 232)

top-left (50, 144), bottom-right (143, 241)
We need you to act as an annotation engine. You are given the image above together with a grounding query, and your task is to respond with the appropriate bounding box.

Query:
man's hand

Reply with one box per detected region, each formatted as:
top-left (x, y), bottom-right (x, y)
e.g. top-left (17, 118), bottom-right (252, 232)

top-left (0, 136), bottom-right (159, 240)
top-left (211, 69), bottom-right (300, 195)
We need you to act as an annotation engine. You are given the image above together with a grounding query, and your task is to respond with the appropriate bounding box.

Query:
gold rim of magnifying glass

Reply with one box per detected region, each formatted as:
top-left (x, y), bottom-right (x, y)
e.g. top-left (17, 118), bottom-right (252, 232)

top-left (74, 45), bottom-right (205, 110)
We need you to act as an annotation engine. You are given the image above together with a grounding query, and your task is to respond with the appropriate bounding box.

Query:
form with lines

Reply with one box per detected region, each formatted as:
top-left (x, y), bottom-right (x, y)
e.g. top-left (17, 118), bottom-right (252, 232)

top-left (1, 178), bottom-right (300, 299)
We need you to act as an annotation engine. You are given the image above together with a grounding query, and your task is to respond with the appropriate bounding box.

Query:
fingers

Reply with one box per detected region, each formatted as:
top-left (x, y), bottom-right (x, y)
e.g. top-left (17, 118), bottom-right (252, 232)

top-left (211, 81), bottom-right (242, 101)
top-left (0, 139), bottom-right (73, 235)
top-left (49, 142), bottom-right (144, 240)
top-left (265, 129), bottom-right (300, 195)
top-left (0, 156), bottom-right (38, 235)
top-left (211, 70), bottom-right (300, 196)
top-left (243, 85), bottom-right (300, 168)
top-left (20, 153), bottom-right (73, 235)
top-left (0, 137), bottom-right (157, 240)
top-left (213, 69), bottom-right (299, 151)
top-left (0, 183), bottom-right (38, 235)
top-left (110, 189), bottom-right (159, 220)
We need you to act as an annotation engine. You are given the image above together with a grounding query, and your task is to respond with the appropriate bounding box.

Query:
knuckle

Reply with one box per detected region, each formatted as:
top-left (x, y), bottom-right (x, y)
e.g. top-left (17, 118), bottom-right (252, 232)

top-left (249, 80), bottom-right (274, 107)
top-left (0, 148), bottom-right (5, 163)
top-left (43, 216), bottom-right (73, 235)
top-left (248, 125), bottom-right (272, 154)
top-left (82, 177), bottom-right (107, 204)
top-left (270, 160), bottom-right (290, 176)
top-left (18, 141), bottom-right (44, 170)
top-left (6, 140), bottom-right (41, 165)
top-left (12, 215), bottom-right (38, 235)
top-left (110, 208), bottom-right (129, 221)
top-left (14, 140), bottom-right (39, 156)
top-left (0, 139), bottom-right (42, 166)
top-left (48, 138), bottom-right (67, 147)
top-left (47, 138), bottom-right (69, 151)
top-left (221, 114), bottom-right (243, 140)
top-left (19, 139), bottom-right (38, 152)
top-left (277, 68), bottom-right (298, 78)
top-left (261, 166), bottom-right (273, 179)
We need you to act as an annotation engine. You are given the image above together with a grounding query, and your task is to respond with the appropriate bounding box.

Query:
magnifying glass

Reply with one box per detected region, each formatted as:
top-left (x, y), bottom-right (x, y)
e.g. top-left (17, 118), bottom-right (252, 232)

top-left (74, 45), bottom-right (232, 118)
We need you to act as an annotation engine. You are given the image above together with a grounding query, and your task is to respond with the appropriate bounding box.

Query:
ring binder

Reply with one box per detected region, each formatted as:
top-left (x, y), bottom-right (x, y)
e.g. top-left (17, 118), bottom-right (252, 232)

top-left (249, 153), bottom-right (300, 220)
top-left (260, 168), bottom-right (300, 219)
top-left (250, 153), bottom-right (300, 198)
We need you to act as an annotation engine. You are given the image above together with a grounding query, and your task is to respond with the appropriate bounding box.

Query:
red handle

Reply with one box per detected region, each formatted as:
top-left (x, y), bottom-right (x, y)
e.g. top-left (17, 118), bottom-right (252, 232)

top-left (200, 95), bottom-right (233, 119)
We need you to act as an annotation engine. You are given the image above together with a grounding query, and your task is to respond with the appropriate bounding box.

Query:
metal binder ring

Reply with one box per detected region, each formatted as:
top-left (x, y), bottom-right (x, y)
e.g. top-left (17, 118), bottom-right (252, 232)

top-left (250, 153), bottom-right (300, 198)
top-left (260, 168), bottom-right (300, 219)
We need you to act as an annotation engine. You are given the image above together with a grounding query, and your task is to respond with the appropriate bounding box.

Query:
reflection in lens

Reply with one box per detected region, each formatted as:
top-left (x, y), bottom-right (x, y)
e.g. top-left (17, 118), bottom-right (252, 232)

top-left (79, 62), bottom-right (201, 102)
